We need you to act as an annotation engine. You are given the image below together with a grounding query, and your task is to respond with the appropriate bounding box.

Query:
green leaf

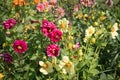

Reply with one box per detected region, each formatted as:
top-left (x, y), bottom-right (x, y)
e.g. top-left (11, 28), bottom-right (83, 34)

top-left (99, 73), bottom-right (107, 80)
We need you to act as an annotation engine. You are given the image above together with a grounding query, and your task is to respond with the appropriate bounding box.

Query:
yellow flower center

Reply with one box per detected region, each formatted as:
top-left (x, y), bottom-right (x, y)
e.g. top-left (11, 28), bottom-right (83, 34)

top-left (65, 62), bottom-right (72, 68)
top-left (52, 50), bottom-right (55, 54)
top-left (89, 29), bottom-right (93, 34)
top-left (48, 29), bottom-right (51, 32)
top-left (111, 28), bottom-right (115, 32)
top-left (43, 64), bottom-right (48, 69)
top-left (60, 22), bottom-right (66, 28)
top-left (17, 46), bottom-right (22, 50)
top-left (0, 73), bottom-right (4, 79)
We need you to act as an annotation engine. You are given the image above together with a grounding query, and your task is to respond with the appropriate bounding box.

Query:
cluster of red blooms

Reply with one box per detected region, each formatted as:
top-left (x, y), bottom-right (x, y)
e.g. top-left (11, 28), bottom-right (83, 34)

top-left (41, 19), bottom-right (62, 43)
top-left (0, 39), bottom-right (28, 63)
top-left (1, 18), bottom-right (28, 63)
top-left (0, 53), bottom-right (13, 63)
top-left (41, 19), bottom-right (62, 57)
top-left (2, 18), bottom-right (17, 29)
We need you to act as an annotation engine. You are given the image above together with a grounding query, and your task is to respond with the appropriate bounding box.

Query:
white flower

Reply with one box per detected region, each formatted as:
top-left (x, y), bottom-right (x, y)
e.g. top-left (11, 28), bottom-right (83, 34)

top-left (85, 26), bottom-right (95, 37)
top-left (59, 56), bottom-right (75, 75)
top-left (111, 32), bottom-right (118, 39)
top-left (110, 23), bottom-right (119, 39)
top-left (58, 18), bottom-right (69, 32)
top-left (39, 61), bottom-right (53, 75)
top-left (112, 23), bottom-right (118, 31)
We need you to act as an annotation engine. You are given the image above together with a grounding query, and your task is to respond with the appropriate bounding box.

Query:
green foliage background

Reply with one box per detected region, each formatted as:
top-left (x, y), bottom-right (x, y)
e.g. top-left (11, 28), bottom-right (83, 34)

top-left (0, 0), bottom-right (120, 80)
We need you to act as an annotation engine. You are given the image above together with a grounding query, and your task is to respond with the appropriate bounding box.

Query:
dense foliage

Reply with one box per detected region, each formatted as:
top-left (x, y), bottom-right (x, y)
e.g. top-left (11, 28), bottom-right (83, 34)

top-left (0, 0), bottom-right (120, 80)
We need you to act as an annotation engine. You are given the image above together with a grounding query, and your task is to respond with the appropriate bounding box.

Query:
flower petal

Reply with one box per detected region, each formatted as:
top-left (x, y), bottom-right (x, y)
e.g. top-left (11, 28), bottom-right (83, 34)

top-left (40, 68), bottom-right (48, 75)
top-left (39, 61), bottom-right (44, 66)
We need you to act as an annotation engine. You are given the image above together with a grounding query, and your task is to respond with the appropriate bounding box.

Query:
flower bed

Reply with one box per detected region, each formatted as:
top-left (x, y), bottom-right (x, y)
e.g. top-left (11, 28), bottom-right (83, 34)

top-left (0, 0), bottom-right (120, 80)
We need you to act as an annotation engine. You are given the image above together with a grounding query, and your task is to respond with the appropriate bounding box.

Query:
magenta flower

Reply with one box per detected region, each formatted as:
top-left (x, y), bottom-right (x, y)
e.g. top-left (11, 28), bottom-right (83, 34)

top-left (48, 29), bottom-right (62, 43)
top-left (73, 42), bottom-right (80, 50)
top-left (46, 44), bottom-right (60, 57)
top-left (41, 20), bottom-right (57, 37)
top-left (0, 53), bottom-right (13, 63)
top-left (2, 18), bottom-right (17, 29)
top-left (75, 42), bottom-right (80, 49)
top-left (13, 40), bottom-right (28, 54)
top-left (36, 3), bottom-right (45, 12)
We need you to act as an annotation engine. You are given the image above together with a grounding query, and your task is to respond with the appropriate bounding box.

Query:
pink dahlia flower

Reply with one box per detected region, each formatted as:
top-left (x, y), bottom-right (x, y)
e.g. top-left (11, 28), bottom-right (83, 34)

top-left (43, 1), bottom-right (49, 9)
top-left (48, 29), bottom-right (62, 43)
top-left (13, 40), bottom-right (28, 53)
top-left (55, 7), bottom-right (65, 18)
top-left (80, 0), bottom-right (95, 7)
top-left (74, 4), bottom-right (79, 12)
top-left (49, 0), bottom-right (57, 6)
top-left (36, 3), bottom-right (45, 12)
top-left (46, 44), bottom-right (60, 57)
top-left (41, 20), bottom-right (57, 37)
top-left (2, 18), bottom-right (17, 29)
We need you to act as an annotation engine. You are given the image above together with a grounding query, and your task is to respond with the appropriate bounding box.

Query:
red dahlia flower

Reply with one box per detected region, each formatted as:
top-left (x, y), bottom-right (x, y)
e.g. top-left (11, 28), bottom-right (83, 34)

top-left (41, 20), bottom-right (57, 37)
top-left (55, 7), bottom-right (65, 18)
top-left (36, 3), bottom-right (45, 12)
top-left (0, 53), bottom-right (13, 63)
top-left (48, 29), bottom-right (62, 43)
top-left (2, 18), bottom-right (17, 29)
top-left (46, 44), bottom-right (60, 57)
top-left (13, 40), bottom-right (28, 54)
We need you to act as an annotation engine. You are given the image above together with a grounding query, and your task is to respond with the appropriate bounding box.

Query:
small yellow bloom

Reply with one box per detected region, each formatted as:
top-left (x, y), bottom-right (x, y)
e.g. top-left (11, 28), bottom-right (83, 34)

top-left (91, 38), bottom-right (96, 44)
top-left (93, 22), bottom-right (99, 27)
top-left (92, 16), bottom-right (95, 20)
top-left (68, 35), bottom-right (73, 41)
top-left (44, 9), bottom-right (48, 12)
top-left (76, 13), bottom-right (83, 19)
top-left (100, 16), bottom-right (106, 21)
top-left (68, 43), bottom-right (73, 50)
top-left (78, 49), bottom-right (83, 57)
top-left (42, 0), bottom-right (47, 2)
top-left (101, 11), bottom-right (106, 16)
top-left (84, 14), bottom-right (88, 18)
top-left (2, 43), bottom-right (8, 48)
top-left (0, 73), bottom-right (4, 79)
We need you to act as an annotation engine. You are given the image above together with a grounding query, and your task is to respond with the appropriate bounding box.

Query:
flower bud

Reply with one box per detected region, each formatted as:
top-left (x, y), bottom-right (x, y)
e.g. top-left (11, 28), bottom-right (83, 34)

top-left (78, 49), bottom-right (83, 56)
top-left (94, 22), bottom-right (99, 27)
top-left (68, 35), bottom-right (73, 41)
top-left (91, 38), bottom-right (96, 44)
